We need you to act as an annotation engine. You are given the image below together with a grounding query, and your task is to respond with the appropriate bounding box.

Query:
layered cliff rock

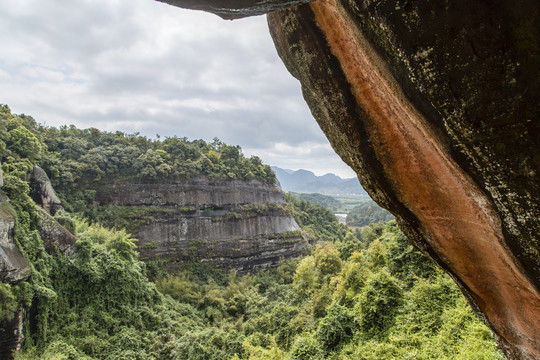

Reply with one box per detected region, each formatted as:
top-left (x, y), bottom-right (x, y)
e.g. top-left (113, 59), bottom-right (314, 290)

top-left (95, 177), bottom-right (306, 273)
top-left (160, 1), bottom-right (539, 358)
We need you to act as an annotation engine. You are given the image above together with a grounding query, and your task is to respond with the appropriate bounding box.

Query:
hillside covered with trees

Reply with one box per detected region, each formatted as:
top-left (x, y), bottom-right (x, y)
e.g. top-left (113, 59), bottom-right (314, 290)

top-left (346, 201), bottom-right (395, 227)
top-left (1, 106), bottom-right (502, 359)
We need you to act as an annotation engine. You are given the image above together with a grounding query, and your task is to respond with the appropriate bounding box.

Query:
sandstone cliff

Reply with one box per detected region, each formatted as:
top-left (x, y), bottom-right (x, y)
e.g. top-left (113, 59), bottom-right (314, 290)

top-left (159, 1), bottom-right (539, 358)
top-left (95, 177), bottom-right (306, 273)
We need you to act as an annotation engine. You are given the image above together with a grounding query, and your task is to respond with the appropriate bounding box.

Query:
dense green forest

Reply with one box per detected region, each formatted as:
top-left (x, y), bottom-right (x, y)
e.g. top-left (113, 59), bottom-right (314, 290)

top-left (346, 201), bottom-right (395, 227)
top-left (1, 105), bottom-right (274, 210)
top-left (1, 106), bottom-right (502, 359)
top-left (289, 193), bottom-right (342, 212)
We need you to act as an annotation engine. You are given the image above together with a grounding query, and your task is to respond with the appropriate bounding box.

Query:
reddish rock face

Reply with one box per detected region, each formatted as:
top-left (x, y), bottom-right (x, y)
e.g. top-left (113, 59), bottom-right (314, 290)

top-left (269, 2), bottom-right (540, 358)
top-left (161, 1), bottom-right (540, 358)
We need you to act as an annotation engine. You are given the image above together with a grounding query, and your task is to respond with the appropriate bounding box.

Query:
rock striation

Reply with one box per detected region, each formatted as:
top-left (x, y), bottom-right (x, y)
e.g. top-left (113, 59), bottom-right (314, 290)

top-left (95, 177), bottom-right (306, 273)
top-left (159, 1), bottom-right (539, 358)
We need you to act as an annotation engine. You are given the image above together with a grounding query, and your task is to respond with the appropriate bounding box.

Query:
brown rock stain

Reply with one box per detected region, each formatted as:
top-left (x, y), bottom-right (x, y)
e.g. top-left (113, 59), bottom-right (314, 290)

top-left (310, 0), bottom-right (540, 356)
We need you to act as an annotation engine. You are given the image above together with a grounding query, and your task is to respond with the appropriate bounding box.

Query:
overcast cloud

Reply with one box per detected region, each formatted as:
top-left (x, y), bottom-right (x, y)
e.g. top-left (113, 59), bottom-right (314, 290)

top-left (0, 0), bottom-right (356, 178)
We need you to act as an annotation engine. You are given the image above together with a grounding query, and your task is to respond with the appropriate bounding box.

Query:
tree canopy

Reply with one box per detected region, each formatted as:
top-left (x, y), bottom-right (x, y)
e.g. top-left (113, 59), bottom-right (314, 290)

top-left (346, 200), bottom-right (394, 227)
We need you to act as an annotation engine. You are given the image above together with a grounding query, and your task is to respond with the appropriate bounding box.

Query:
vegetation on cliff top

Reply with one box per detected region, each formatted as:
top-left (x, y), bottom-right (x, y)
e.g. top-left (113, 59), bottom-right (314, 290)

top-left (1, 104), bottom-right (275, 184)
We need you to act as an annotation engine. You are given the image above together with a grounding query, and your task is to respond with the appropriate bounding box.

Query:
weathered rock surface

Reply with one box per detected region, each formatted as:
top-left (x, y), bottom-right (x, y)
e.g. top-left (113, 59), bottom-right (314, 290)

top-left (29, 166), bottom-right (62, 216)
top-left (267, 1), bottom-right (540, 358)
top-left (0, 182), bottom-right (30, 284)
top-left (0, 308), bottom-right (25, 360)
top-left (95, 177), bottom-right (306, 273)
top-left (158, 0), bottom-right (313, 19)
top-left (158, 1), bottom-right (539, 358)
top-left (37, 208), bottom-right (77, 257)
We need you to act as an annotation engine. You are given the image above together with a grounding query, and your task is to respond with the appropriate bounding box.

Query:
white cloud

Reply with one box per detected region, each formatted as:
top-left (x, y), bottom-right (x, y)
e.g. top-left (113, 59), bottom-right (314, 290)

top-left (0, 0), bottom-right (357, 178)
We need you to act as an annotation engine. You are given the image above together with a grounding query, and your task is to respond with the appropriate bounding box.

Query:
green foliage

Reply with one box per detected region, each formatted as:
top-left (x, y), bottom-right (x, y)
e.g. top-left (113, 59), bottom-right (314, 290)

top-left (346, 201), bottom-right (394, 227)
top-left (356, 270), bottom-right (403, 338)
top-left (315, 303), bottom-right (356, 350)
top-left (293, 256), bottom-right (318, 298)
top-left (290, 192), bottom-right (342, 212)
top-left (7, 126), bottom-right (42, 162)
top-left (285, 193), bottom-right (347, 242)
top-left (2, 105), bottom-right (276, 224)
top-left (36, 126), bottom-right (275, 203)
top-left (289, 333), bottom-right (324, 360)
top-left (313, 244), bottom-right (342, 277)
top-left (0, 283), bottom-right (18, 321)
top-left (2, 104), bottom-right (502, 359)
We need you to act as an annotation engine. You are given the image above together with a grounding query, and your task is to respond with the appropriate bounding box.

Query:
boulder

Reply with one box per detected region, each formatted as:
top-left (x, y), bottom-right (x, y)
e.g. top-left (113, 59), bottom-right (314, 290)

top-left (29, 165), bottom-right (62, 216)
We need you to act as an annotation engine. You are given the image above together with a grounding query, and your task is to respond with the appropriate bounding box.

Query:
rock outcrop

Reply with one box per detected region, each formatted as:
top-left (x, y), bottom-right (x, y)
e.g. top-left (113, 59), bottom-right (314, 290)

top-left (29, 165), bottom-right (62, 216)
top-left (0, 193), bottom-right (31, 284)
top-left (0, 164), bottom-right (30, 284)
top-left (95, 177), bottom-right (306, 273)
top-left (37, 209), bottom-right (77, 257)
top-left (157, 0), bottom-right (313, 19)
top-left (28, 165), bottom-right (76, 256)
top-left (159, 1), bottom-right (539, 358)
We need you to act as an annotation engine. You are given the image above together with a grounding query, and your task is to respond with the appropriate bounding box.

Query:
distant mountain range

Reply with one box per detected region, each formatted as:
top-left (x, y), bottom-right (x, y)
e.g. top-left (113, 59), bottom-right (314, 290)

top-left (271, 166), bottom-right (367, 196)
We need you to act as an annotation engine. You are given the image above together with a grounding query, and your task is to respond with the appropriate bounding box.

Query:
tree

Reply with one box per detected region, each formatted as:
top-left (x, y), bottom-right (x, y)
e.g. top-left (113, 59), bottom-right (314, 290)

top-left (357, 270), bottom-right (403, 338)
top-left (314, 244), bottom-right (342, 277)
top-left (7, 125), bottom-right (42, 162)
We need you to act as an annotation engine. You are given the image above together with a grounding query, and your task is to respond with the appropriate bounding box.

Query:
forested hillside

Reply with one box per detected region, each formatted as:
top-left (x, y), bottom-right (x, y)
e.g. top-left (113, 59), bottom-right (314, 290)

top-left (346, 201), bottom-right (395, 227)
top-left (0, 104), bottom-right (274, 220)
top-left (1, 105), bottom-right (502, 359)
top-left (289, 192), bottom-right (342, 212)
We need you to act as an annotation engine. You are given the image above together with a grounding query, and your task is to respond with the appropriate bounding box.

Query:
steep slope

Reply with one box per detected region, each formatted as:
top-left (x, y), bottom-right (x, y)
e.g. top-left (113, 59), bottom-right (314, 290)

top-left (159, 1), bottom-right (540, 359)
top-left (95, 176), bottom-right (306, 273)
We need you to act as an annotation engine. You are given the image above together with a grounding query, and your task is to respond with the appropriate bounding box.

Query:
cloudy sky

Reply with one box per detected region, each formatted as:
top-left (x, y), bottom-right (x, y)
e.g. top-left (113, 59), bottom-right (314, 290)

top-left (0, 0), bottom-right (356, 178)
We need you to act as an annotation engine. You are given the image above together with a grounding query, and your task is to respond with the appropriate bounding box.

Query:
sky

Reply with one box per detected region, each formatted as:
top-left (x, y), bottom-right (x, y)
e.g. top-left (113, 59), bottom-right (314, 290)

top-left (0, 0), bottom-right (357, 178)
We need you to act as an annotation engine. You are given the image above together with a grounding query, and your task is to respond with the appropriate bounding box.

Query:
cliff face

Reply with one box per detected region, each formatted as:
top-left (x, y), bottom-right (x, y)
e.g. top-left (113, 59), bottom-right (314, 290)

top-left (95, 177), bottom-right (306, 273)
top-left (0, 165), bottom-right (30, 360)
top-left (159, 1), bottom-right (539, 359)
top-left (0, 164), bottom-right (30, 284)
top-left (0, 193), bottom-right (30, 284)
